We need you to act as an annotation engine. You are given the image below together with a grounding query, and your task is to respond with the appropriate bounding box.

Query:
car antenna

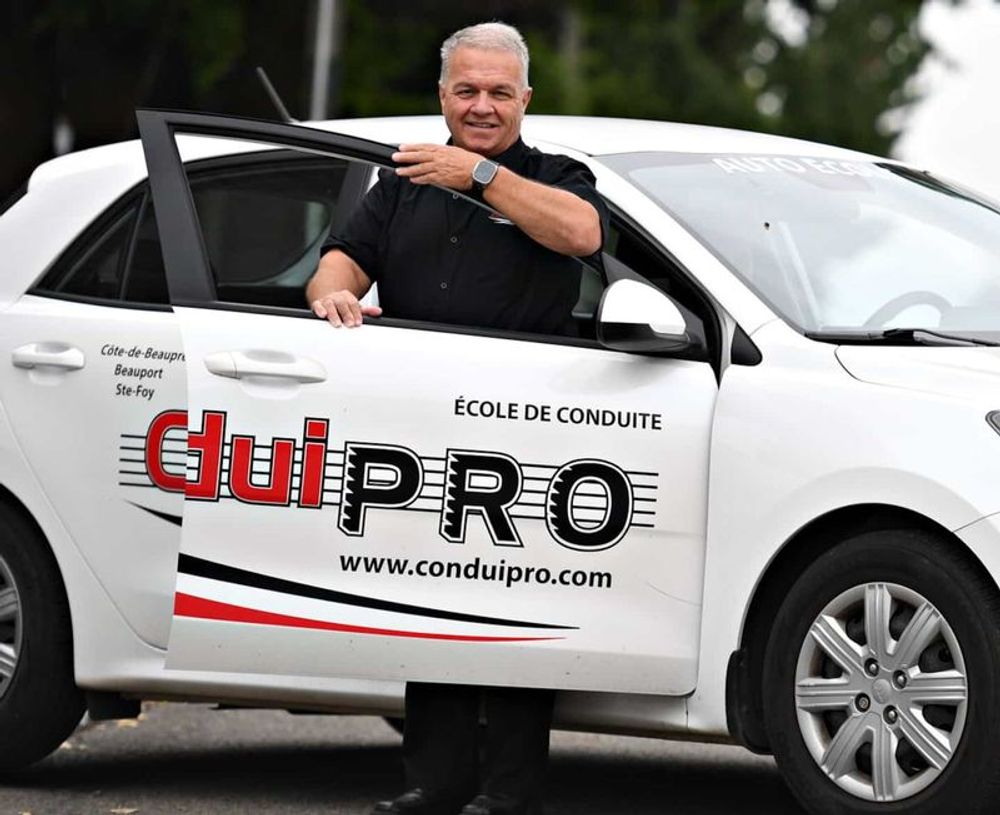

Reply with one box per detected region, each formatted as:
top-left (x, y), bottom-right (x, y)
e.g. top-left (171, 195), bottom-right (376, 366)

top-left (255, 66), bottom-right (298, 123)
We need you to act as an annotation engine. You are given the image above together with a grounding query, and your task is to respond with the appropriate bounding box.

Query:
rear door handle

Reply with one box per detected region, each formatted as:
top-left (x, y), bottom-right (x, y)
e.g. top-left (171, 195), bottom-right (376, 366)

top-left (203, 350), bottom-right (327, 383)
top-left (12, 343), bottom-right (86, 370)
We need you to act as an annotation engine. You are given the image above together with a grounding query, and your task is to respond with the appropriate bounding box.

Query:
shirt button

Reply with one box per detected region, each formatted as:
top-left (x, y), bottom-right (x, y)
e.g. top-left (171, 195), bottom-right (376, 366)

top-left (440, 282), bottom-right (448, 290)
top-left (452, 193), bottom-right (459, 200)
top-left (450, 236), bottom-right (458, 244)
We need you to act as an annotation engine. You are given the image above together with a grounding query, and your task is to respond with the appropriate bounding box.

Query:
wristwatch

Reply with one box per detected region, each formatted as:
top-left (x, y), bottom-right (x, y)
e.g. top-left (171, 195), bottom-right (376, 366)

top-left (471, 158), bottom-right (500, 193)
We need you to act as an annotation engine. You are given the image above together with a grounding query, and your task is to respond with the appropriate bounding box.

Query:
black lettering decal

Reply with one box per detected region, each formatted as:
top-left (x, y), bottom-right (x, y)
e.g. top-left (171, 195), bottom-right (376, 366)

top-left (337, 443), bottom-right (422, 536)
top-left (440, 450), bottom-right (522, 546)
top-left (546, 459), bottom-right (633, 551)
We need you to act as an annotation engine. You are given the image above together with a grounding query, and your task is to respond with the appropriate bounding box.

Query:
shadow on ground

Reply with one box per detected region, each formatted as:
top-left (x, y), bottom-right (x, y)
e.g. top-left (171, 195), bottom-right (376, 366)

top-left (0, 705), bottom-right (805, 814)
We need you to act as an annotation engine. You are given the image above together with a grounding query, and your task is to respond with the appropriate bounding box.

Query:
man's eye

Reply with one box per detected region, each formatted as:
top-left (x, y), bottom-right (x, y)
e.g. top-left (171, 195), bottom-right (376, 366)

top-left (493, 92), bottom-right (513, 101)
top-left (456, 89), bottom-right (475, 99)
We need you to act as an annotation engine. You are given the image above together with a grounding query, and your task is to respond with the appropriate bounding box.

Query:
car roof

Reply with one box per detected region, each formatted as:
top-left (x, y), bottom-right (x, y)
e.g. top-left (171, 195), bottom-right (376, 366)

top-left (28, 114), bottom-right (882, 191)
top-left (311, 114), bottom-right (881, 161)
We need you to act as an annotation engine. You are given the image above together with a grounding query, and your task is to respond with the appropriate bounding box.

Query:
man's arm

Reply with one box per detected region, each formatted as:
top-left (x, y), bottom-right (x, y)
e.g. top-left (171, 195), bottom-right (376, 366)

top-left (306, 249), bottom-right (382, 328)
top-left (393, 144), bottom-right (601, 258)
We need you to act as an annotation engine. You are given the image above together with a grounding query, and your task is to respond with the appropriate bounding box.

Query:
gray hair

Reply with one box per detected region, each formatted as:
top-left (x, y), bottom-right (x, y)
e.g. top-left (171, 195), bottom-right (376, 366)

top-left (439, 22), bottom-right (530, 88)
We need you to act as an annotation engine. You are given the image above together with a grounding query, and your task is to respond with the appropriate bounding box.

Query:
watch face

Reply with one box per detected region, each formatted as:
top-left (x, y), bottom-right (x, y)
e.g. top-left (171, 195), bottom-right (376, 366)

top-left (473, 160), bottom-right (499, 186)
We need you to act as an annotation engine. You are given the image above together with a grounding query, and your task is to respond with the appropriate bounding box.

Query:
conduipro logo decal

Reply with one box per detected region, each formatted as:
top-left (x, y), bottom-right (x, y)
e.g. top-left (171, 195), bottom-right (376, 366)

top-left (123, 409), bottom-right (657, 553)
top-left (121, 409), bottom-right (657, 642)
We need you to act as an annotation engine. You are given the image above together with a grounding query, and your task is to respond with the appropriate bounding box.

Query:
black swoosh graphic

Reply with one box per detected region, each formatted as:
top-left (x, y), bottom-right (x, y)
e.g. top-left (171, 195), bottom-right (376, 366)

top-left (179, 554), bottom-right (576, 631)
top-left (130, 502), bottom-right (183, 526)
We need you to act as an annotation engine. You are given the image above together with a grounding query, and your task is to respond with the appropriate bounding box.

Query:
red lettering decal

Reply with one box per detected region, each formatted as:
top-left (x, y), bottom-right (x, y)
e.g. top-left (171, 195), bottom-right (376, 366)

top-left (298, 418), bottom-right (329, 508)
top-left (229, 435), bottom-right (294, 505)
top-left (187, 411), bottom-right (226, 501)
top-left (144, 410), bottom-right (187, 493)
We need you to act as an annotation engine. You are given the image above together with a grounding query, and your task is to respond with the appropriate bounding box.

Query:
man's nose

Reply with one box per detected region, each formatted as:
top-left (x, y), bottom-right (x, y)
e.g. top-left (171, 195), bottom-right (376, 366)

top-left (471, 91), bottom-right (493, 113)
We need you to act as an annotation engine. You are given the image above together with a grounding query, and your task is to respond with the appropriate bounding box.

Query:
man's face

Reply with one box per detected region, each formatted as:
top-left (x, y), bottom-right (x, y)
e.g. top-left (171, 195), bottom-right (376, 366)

top-left (439, 46), bottom-right (532, 158)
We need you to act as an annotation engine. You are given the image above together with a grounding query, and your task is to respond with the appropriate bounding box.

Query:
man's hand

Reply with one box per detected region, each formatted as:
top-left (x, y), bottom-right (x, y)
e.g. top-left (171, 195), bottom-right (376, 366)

top-left (310, 290), bottom-right (382, 328)
top-left (393, 144), bottom-right (480, 190)
top-left (306, 249), bottom-right (379, 328)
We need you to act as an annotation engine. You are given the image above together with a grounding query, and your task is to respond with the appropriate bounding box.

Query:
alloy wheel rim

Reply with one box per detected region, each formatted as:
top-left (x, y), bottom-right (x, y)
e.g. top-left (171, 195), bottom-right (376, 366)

top-left (0, 555), bottom-right (21, 698)
top-left (794, 582), bottom-right (968, 802)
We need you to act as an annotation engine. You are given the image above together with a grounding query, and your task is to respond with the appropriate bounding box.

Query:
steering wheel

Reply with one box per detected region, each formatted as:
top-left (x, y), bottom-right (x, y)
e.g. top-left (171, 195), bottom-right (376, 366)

top-left (863, 291), bottom-right (953, 328)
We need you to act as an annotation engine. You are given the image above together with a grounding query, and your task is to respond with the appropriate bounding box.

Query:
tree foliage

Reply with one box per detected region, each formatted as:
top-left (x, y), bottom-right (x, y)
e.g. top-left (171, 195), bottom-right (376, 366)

top-left (0, 0), bottom-right (950, 200)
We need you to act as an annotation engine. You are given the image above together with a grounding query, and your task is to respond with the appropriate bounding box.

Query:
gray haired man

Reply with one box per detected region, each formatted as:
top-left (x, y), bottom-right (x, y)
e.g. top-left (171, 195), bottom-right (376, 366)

top-left (308, 21), bottom-right (607, 815)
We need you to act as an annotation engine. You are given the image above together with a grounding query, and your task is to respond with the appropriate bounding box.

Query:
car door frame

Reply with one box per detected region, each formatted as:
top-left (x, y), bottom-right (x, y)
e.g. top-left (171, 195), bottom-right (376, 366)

top-left (137, 110), bottom-right (398, 304)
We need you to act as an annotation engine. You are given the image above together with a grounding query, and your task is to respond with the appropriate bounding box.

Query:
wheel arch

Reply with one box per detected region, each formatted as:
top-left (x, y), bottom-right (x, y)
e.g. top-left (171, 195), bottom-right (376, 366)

top-left (726, 502), bottom-right (1000, 754)
top-left (0, 482), bottom-right (72, 609)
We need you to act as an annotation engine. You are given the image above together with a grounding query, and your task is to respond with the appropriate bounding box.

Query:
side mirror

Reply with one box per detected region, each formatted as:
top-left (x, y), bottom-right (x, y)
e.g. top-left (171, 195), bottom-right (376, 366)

top-left (597, 279), bottom-right (692, 353)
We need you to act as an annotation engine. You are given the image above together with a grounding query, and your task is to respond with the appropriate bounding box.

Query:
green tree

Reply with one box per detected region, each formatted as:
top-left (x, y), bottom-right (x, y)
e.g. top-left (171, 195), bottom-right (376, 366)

top-left (0, 0), bottom-right (967, 201)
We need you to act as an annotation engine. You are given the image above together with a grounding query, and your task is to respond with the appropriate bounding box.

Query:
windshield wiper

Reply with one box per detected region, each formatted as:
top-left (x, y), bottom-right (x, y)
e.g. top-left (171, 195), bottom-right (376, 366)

top-left (807, 328), bottom-right (1000, 347)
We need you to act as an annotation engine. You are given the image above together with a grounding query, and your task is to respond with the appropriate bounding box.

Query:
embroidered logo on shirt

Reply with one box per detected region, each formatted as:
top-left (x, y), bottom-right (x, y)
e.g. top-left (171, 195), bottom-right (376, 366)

top-left (488, 211), bottom-right (514, 226)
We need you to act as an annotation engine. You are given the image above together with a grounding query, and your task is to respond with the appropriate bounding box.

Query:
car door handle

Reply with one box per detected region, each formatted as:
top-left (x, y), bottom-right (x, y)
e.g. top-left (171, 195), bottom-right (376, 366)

top-left (12, 343), bottom-right (86, 371)
top-left (203, 350), bottom-right (327, 383)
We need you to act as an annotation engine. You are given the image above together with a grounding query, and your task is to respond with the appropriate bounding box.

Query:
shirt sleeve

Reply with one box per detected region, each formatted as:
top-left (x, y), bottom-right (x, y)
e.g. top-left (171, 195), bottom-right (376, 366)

top-left (319, 168), bottom-right (398, 282)
top-left (537, 155), bottom-right (611, 263)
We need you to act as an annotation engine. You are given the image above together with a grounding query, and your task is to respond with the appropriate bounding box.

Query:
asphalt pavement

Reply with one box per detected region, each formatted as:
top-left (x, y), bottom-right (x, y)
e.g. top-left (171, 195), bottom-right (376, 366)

top-left (0, 702), bottom-right (807, 814)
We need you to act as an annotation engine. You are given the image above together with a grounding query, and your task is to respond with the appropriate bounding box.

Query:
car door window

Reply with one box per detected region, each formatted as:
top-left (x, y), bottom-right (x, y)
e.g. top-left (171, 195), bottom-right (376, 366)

top-left (188, 154), bottom-right (352, 309)
top-left (35, 193), bottom-right (144, 302)
top-left (34, 151), bottom-right (355, 311)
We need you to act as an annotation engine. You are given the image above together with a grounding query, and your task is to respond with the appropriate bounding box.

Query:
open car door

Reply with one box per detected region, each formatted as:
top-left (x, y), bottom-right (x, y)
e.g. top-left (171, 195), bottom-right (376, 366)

top-left (137, 110), bottom-right (718, 694)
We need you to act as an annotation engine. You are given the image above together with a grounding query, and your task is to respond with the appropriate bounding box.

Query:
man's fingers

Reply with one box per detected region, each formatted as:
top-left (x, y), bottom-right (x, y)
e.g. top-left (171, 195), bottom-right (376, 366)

top-left (397, 143), bottom-right (437, 154)
top-left (393, 150), bottom-right (433, 164)
top-left (396, 165), bottom-right (437, 182)
top-left (325, 300), bottom-right (345, 327)
top-left (311, 291), bottom-right (369, 328)
top-left (395, 161), bottom-right (435, 176)
top-left (333, 298), bottom-right (358, 327)
top-left (361, 305), bottom-right (383, 317)
top-left (348, 299), bottom-right (364, 326)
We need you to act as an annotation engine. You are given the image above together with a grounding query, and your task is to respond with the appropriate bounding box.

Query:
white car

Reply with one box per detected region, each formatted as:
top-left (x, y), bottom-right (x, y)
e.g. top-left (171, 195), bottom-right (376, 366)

top-left (1, 111), bottom-right (999, 815)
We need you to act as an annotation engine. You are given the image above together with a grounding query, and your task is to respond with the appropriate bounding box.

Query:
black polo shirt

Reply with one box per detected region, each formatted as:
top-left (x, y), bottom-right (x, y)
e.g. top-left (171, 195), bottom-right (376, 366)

top-left (320, 137), bottom-right (608, 336)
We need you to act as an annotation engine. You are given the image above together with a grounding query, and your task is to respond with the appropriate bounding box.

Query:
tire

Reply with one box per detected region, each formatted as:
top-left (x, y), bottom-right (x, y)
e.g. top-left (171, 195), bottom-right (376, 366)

top-left (762, 528), bottom-right (1000, 815)
top-left (0, 506), bottom-right (84, 770)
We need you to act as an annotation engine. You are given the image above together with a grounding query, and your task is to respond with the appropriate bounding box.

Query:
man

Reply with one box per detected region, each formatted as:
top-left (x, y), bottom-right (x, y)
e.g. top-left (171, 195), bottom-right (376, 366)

top-left (306, 21), bottom-right (607, 815)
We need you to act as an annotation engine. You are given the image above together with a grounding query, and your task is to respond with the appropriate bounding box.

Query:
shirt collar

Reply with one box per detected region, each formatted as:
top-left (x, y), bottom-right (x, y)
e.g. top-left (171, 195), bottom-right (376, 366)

top-left (491, 137), bottom-right (529, 169)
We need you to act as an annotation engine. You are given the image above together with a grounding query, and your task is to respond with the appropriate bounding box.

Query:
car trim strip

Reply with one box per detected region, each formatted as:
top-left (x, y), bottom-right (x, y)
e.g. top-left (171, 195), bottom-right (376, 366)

top-left (174, 593), bottom-right (563, 643)
top-left (178, 554), bottom-right (577, 631)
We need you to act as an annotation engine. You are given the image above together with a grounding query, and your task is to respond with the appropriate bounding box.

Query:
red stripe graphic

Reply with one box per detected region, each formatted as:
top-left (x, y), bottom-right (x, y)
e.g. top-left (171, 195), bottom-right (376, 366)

top-left (173, 593), bottom-right (562, 643)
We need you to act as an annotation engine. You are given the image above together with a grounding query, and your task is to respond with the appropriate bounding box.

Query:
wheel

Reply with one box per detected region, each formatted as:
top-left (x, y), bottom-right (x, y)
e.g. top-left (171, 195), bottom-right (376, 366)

top-left (0, 507), bottom-right (84, 770)
top-left (762, 528), bottom-right (1000, 815)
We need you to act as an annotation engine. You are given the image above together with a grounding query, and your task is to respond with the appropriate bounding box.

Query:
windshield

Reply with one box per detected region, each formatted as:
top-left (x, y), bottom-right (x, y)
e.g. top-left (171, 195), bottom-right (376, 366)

top-left (600, 152), bottom-right (1000, 341)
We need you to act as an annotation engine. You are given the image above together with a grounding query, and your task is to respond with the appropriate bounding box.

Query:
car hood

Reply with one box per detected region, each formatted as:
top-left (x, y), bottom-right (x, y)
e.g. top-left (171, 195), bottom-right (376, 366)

top-left (836, 345), bottom-right (1000, 402)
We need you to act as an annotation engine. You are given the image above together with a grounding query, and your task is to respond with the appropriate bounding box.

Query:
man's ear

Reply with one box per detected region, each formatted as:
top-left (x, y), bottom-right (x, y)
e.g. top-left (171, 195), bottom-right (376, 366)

top-left (522, 86), bottom-right (533, 111)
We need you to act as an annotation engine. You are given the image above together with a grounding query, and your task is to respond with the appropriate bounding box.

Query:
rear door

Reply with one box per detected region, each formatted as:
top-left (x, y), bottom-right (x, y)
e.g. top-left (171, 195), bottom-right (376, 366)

top-left (139, 111), bottom-right (718, 694)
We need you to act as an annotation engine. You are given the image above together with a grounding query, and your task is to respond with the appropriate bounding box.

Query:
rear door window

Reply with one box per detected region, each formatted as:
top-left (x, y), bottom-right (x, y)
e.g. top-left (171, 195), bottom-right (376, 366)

top-left (34, 152), bottom-right (356, 310)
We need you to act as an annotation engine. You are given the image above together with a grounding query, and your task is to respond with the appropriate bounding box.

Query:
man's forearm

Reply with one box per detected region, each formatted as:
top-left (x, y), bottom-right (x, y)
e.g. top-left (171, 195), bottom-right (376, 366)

top-left (306, 249), bottom-right (371, 302)
top-left (482, 167), bottom-right (602, 257)
top-left (392, 144), bottom-right (602, 259)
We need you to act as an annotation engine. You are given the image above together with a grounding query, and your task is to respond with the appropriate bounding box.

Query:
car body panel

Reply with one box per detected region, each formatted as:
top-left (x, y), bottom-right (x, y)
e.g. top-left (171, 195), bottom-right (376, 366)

top-left (163, 307), bottom-right (716, 694)
top-left (0, 294), bottom-right (188, 646)
top-left (837, 345), bottom-right (1000, 403)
